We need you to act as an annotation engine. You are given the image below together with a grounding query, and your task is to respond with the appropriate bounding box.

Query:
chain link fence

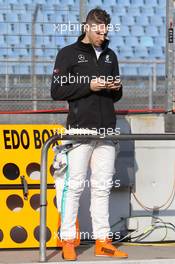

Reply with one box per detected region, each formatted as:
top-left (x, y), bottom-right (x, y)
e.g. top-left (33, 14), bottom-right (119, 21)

top-left (0, 59), bottom-right (166, 112)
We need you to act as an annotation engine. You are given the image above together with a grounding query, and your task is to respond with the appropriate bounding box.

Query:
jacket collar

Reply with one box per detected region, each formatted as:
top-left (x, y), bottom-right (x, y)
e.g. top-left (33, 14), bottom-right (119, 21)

top-left (76, 33), bottom-right (109, 53)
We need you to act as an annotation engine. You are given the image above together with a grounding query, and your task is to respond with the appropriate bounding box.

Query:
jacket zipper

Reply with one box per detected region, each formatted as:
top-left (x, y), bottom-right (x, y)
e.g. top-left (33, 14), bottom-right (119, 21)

top-left (91, 51), bottom-right (104, 128)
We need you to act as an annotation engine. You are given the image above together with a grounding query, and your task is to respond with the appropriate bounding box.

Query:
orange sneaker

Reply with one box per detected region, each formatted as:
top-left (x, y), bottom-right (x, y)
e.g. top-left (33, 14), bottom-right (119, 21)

top-left (95, 238), bottom-right (128, 258)
top-left (62, 239), bottom-right (77, 261)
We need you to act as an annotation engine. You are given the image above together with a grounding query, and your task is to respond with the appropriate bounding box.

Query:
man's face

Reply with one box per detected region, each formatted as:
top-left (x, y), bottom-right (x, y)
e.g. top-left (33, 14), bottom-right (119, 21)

top-left (86, 23), bottom-right (108, 47)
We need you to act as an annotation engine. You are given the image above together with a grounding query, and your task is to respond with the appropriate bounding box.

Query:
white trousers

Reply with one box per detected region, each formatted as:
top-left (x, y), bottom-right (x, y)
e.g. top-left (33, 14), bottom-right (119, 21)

top-left (58, 140), bottom-right (116, 240)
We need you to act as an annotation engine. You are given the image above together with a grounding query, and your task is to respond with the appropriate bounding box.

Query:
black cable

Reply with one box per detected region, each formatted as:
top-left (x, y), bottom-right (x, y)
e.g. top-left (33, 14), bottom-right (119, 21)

top-left (130, 225), bottom-right (166, 242)
top-left (112, 217), bottom-right (175, 243)
top-left (125, 224), bottom-right (175, 243)
top-left (79, 217), bottom-right (175, 245)
top-left (111, 215), bottom-right (165, 230)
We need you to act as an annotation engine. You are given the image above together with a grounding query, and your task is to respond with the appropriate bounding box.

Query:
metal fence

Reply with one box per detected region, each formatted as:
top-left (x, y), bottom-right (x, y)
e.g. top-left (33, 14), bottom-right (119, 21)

top-left (0, 59), bottom-right (166, 112)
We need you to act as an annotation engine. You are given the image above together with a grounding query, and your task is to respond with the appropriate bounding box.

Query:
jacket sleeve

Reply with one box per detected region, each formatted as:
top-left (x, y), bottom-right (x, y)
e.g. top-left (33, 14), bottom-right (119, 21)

top-left (51, 48), bottom-right (92, 101)
top-left (111, 53), bottom-right (123, 103)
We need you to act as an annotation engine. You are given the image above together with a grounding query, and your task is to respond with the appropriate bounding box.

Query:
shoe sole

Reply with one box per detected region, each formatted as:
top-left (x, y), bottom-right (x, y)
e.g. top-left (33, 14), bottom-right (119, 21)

top-left (95, 254), bottom-right (128, 259)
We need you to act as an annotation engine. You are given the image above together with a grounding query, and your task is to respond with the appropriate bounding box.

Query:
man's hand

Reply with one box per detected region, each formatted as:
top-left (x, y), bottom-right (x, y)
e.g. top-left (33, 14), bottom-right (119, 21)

top-left (90, 78), bottom-right (122, 92)
top-left (105, 79), bottom-right (122, 90)
top-left (90, 78), bottom-right (106, 92)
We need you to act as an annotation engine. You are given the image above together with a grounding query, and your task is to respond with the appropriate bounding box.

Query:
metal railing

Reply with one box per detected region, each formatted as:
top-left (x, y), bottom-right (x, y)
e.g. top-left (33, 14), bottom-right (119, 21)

top-left (39, 132), bottom-right (175, 262)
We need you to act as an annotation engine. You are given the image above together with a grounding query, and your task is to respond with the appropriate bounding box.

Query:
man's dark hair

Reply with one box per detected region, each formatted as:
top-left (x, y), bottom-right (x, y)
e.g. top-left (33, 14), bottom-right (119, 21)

top-left (86, 8), bottom-right (111, 26)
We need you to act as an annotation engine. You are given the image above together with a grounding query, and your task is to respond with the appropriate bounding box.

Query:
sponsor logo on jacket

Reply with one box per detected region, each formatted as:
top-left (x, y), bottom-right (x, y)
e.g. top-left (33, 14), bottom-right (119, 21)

top-left (78, 54), bottom-right (88, 63)
top-left (105, 55), bottom-right (112, 63)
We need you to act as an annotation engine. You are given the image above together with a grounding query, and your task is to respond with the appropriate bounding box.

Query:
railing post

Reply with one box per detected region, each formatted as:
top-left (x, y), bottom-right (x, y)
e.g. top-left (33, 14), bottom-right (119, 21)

top-left (40, 134), bottom-right (60, 262)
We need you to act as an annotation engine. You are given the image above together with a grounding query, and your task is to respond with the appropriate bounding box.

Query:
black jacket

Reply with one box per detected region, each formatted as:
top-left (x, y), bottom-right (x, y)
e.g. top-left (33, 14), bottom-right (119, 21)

top-left (51, 34), bottom-right (122, 130)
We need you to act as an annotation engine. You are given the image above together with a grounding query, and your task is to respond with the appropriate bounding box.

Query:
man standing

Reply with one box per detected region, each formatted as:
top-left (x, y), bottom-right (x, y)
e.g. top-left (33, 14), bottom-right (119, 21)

top-left (51, 8), bottom-right (128, 261)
